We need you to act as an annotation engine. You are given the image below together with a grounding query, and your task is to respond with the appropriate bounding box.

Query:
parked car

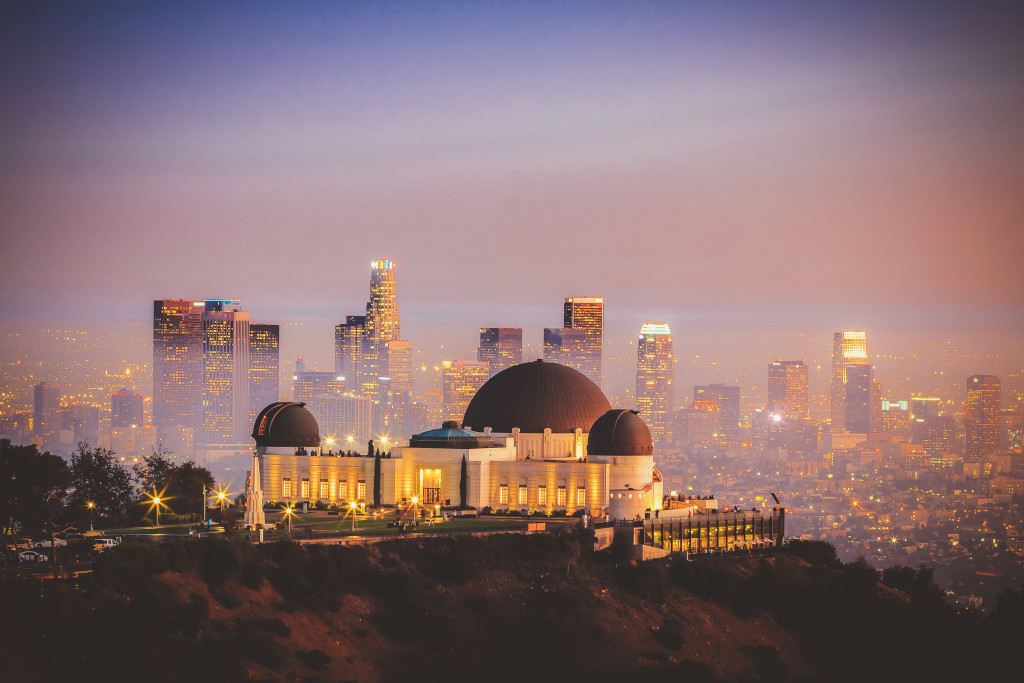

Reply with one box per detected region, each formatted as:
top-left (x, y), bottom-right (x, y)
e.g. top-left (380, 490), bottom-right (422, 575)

top-left (93, 538), bottom-right (120, 551)
top-left (19, 550), bottom-right (47, 562)
top-left (35, 539), bottom-right (68, 548)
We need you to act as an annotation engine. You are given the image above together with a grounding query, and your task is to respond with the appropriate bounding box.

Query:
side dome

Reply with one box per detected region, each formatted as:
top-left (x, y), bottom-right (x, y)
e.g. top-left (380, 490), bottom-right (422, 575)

top-left (462, 360), bottom-right (611, 434)
top-left (252, 402), bottom-right (320, 448)
top-left (588, 409), bottom-right (653, 456)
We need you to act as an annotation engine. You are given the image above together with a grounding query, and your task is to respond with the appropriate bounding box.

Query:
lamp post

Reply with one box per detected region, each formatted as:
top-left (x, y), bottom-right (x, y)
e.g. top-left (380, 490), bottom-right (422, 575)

top-left (349, 501), bottom-right (357, 532)
top-left (153, 497), bottom-right (162, 527)
top-left (217, 492), bottom-right (227, 517)
top-left (87, 501), bottom-right (95, 532)
top-left (284, 505), bottom-right (293, 533)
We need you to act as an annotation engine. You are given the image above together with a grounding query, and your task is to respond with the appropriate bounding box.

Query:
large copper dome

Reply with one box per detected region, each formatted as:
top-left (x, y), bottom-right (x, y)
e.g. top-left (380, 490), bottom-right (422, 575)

top-left (462, 360), bottom-right (611, 434)
top-left (588, 409), bottom-right (653, 456)
top-left (252, 402), bottom-right (320, 448)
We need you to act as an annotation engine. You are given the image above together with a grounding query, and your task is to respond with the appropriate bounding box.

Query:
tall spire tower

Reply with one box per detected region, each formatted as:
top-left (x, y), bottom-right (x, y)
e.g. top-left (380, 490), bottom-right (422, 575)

top-left (636, 322), bottom-right (674, 446)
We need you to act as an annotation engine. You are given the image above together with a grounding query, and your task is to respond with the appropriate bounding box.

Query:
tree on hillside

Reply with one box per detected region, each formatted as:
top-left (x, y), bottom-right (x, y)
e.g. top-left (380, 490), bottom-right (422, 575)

top-left (134, 450), bottom-right (215, 518)
top-left (373, 450), bottom-right (381, 507)
top-left (68, 444), bottom-right (134, 524)
top-left (0, 439), bottom-right (72, 577)
top-left (459, 455), bottom-right (467, 508)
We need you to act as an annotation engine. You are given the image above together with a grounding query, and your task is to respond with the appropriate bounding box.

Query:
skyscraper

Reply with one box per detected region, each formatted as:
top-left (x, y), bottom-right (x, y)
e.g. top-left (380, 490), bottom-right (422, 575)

top-left (478, 328), bottom-right (523, 376)
top-left (635, 322), bottom-right (674, 446)
top-left (201, 300), bottom-right (250, 443)
top-left (153, 299), bottom-right (204, 441)
top-left (767, 360), bottom-right (809, 418)
top-left (441, 361), bottom-right (490, 424)
top-left (249, 323), bottom-right (280, 424)
top-left (110, 388), bottom-right (144, 429)
top-left (333, 260), bottom-right (413, 435)
top-left (693, 384), bottom-right (740, 436)
top-left (965, 375), bottom-right (1001, 463)
top-left (562, 297), bottom-right (603, 388)
top-left (843, 363), bottom-right (874, 434)
top-left (831, 330), bottom-right (867, 431)
top-left (32, 381), bottom-right (61, 440)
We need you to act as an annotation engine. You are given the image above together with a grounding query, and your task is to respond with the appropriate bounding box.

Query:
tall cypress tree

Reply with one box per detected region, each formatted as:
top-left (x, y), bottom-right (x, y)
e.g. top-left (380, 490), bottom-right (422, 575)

top-left (373, 450), bottom-right (382, 507)
top-left (459, 454), bottom-right (468, 509)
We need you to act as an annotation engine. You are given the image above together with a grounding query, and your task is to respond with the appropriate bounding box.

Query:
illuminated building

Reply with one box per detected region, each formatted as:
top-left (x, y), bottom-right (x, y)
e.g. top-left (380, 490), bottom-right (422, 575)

top-left (250, 361), bottom-right (660, 519)
top-left (911, 396), bottom-right (941, 421)
top-left (153, 299), bottom-right (203, 441)
top-left (913, 416), bottom-right (957, 456)
top-left (32, 381), bottom-right (61, 441)
top-left (310, 392), bottom-right (372, 451)
top-left (881, 399), bottom-right (912, 442)
top-left (965, 375), bottom-right (1001, 463)
top-left (441, 361), bottom-right (490, 423)
top-left (830, 330), bottom-right (867, 431)
top-left (767, 360), bottom-right (808, 418)
top-left (693, 384), bottom-right (740, 436)
top-left (844, 363), bottom-right (874, 434)
top-left (110, 388), bottom-right (144, 429)
top-left (201, 300), bottom-right (251, 444)
top-left (292, 372), bottom-right (347, 403)
top-left (635, 322), bottom-right (674, 446)
top-left (686, 400), bottom-right (721, 444)
top-left (249, 324), bottom-right (280, 425)
top-left (333, 260), bottom-right (413, 433)
top-left (334, 315), bottom-right (366, 388)
top-left (544, 297), bottom-right (603, 388)
top-left (367, 259), bottom-right (400, 344)
top-left (478, 328), bottom-right (523, 376)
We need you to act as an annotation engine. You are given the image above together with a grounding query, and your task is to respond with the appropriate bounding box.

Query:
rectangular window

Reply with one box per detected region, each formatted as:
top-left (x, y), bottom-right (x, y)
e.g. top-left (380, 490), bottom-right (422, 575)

top-left (556, 485), bottom-right (567, 506)
top-left (538, 485), bottom-right (548, 506)
top-left (320, 480), bottom-right (329, 500)
top-left (338, 481), bottom-right (349, 501)
top-left (282, 478), bottom-right (292, 498)
top-left (300, 479), bottom-right (310, 499)
top-left (518, 484), bottom-right (528, 506)
top-left (357, 480), bottom-right (366, 501)
top-left (576, 486), bottom-right (586, 507)
top-left (498, 483), bottom-right (508, 505)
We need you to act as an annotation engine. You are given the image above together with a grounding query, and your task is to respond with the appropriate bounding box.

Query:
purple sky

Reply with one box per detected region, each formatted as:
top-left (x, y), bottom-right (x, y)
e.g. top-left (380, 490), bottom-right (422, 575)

top-left (2, 1), bottom-right (1023, 359)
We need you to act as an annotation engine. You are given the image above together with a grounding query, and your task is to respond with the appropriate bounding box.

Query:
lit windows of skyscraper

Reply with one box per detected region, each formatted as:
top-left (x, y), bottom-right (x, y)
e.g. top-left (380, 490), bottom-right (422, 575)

top-left (201, 300), bottom-right (250, 444)
top-left (478, 328), bottom-right (523, 377)
top-left (367, 259), bottom-right (400, 344)
top-left (831, 330), bottom-right (867, 431)
top-left (565, 294), bottom-right (602, 389)
top-left (766, 360), bottom-right (809, 418)
top-left (334, 315), bottom-right (366, 388)
top-left (249, 324), bottom-right (280, 424)
top-left (635, 323), bottom-right (674, 446)
top-left (880, 399), bottom-right (912, 443)
top-left (844, 363), bottom-right (874, 434)
top-left (693, 384), bottom-right (740, 436)
top-left (153, 299), bottom-right (204, 441)
top-left (441, 361), bottom-right (490, 424)
top-left (965, 375), bottom-right (1001, 463)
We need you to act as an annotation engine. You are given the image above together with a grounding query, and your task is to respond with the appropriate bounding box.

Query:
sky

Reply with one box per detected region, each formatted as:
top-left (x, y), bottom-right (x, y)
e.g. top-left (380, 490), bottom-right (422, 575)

top-left (2, 1), bottom-right (1023, 389)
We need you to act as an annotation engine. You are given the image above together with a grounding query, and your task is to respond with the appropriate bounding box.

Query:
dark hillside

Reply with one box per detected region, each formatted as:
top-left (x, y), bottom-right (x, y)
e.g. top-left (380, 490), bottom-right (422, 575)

top-left (0, 534), bottom-right (1020, 682)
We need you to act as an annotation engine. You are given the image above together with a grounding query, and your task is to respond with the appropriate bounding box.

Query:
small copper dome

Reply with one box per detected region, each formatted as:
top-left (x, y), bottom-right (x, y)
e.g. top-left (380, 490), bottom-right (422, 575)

top-left (588, 409), bottom-right (653, 456)
top-left (251, 402), bottom-right (320, 448)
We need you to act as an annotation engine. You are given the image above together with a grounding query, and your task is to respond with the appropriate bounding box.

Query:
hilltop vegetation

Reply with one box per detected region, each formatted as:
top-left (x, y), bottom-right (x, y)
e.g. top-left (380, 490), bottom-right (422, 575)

top-left (1, 534), bottom-right (1021, 682)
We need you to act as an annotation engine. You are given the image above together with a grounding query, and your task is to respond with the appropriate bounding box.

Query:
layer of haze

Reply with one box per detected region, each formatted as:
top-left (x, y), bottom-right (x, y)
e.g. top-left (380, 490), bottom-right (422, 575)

top-left (2, 1), bottom-right (1022, 399)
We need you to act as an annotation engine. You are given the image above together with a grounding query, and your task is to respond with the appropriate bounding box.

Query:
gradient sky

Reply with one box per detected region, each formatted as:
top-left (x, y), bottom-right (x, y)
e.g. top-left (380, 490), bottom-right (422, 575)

top-left (2, 1), bottom-right (1023, 356)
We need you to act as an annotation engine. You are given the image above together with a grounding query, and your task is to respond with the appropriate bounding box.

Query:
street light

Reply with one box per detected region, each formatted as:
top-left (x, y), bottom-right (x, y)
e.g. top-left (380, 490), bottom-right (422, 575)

top-left (87, 501), bottom-right (95, 532)
top-left (349, 501), bottom-right (357, 532)
top-left (153, 497), bottom-right (162, 526)
top-left (283, 504), bottom-right (294, 533)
